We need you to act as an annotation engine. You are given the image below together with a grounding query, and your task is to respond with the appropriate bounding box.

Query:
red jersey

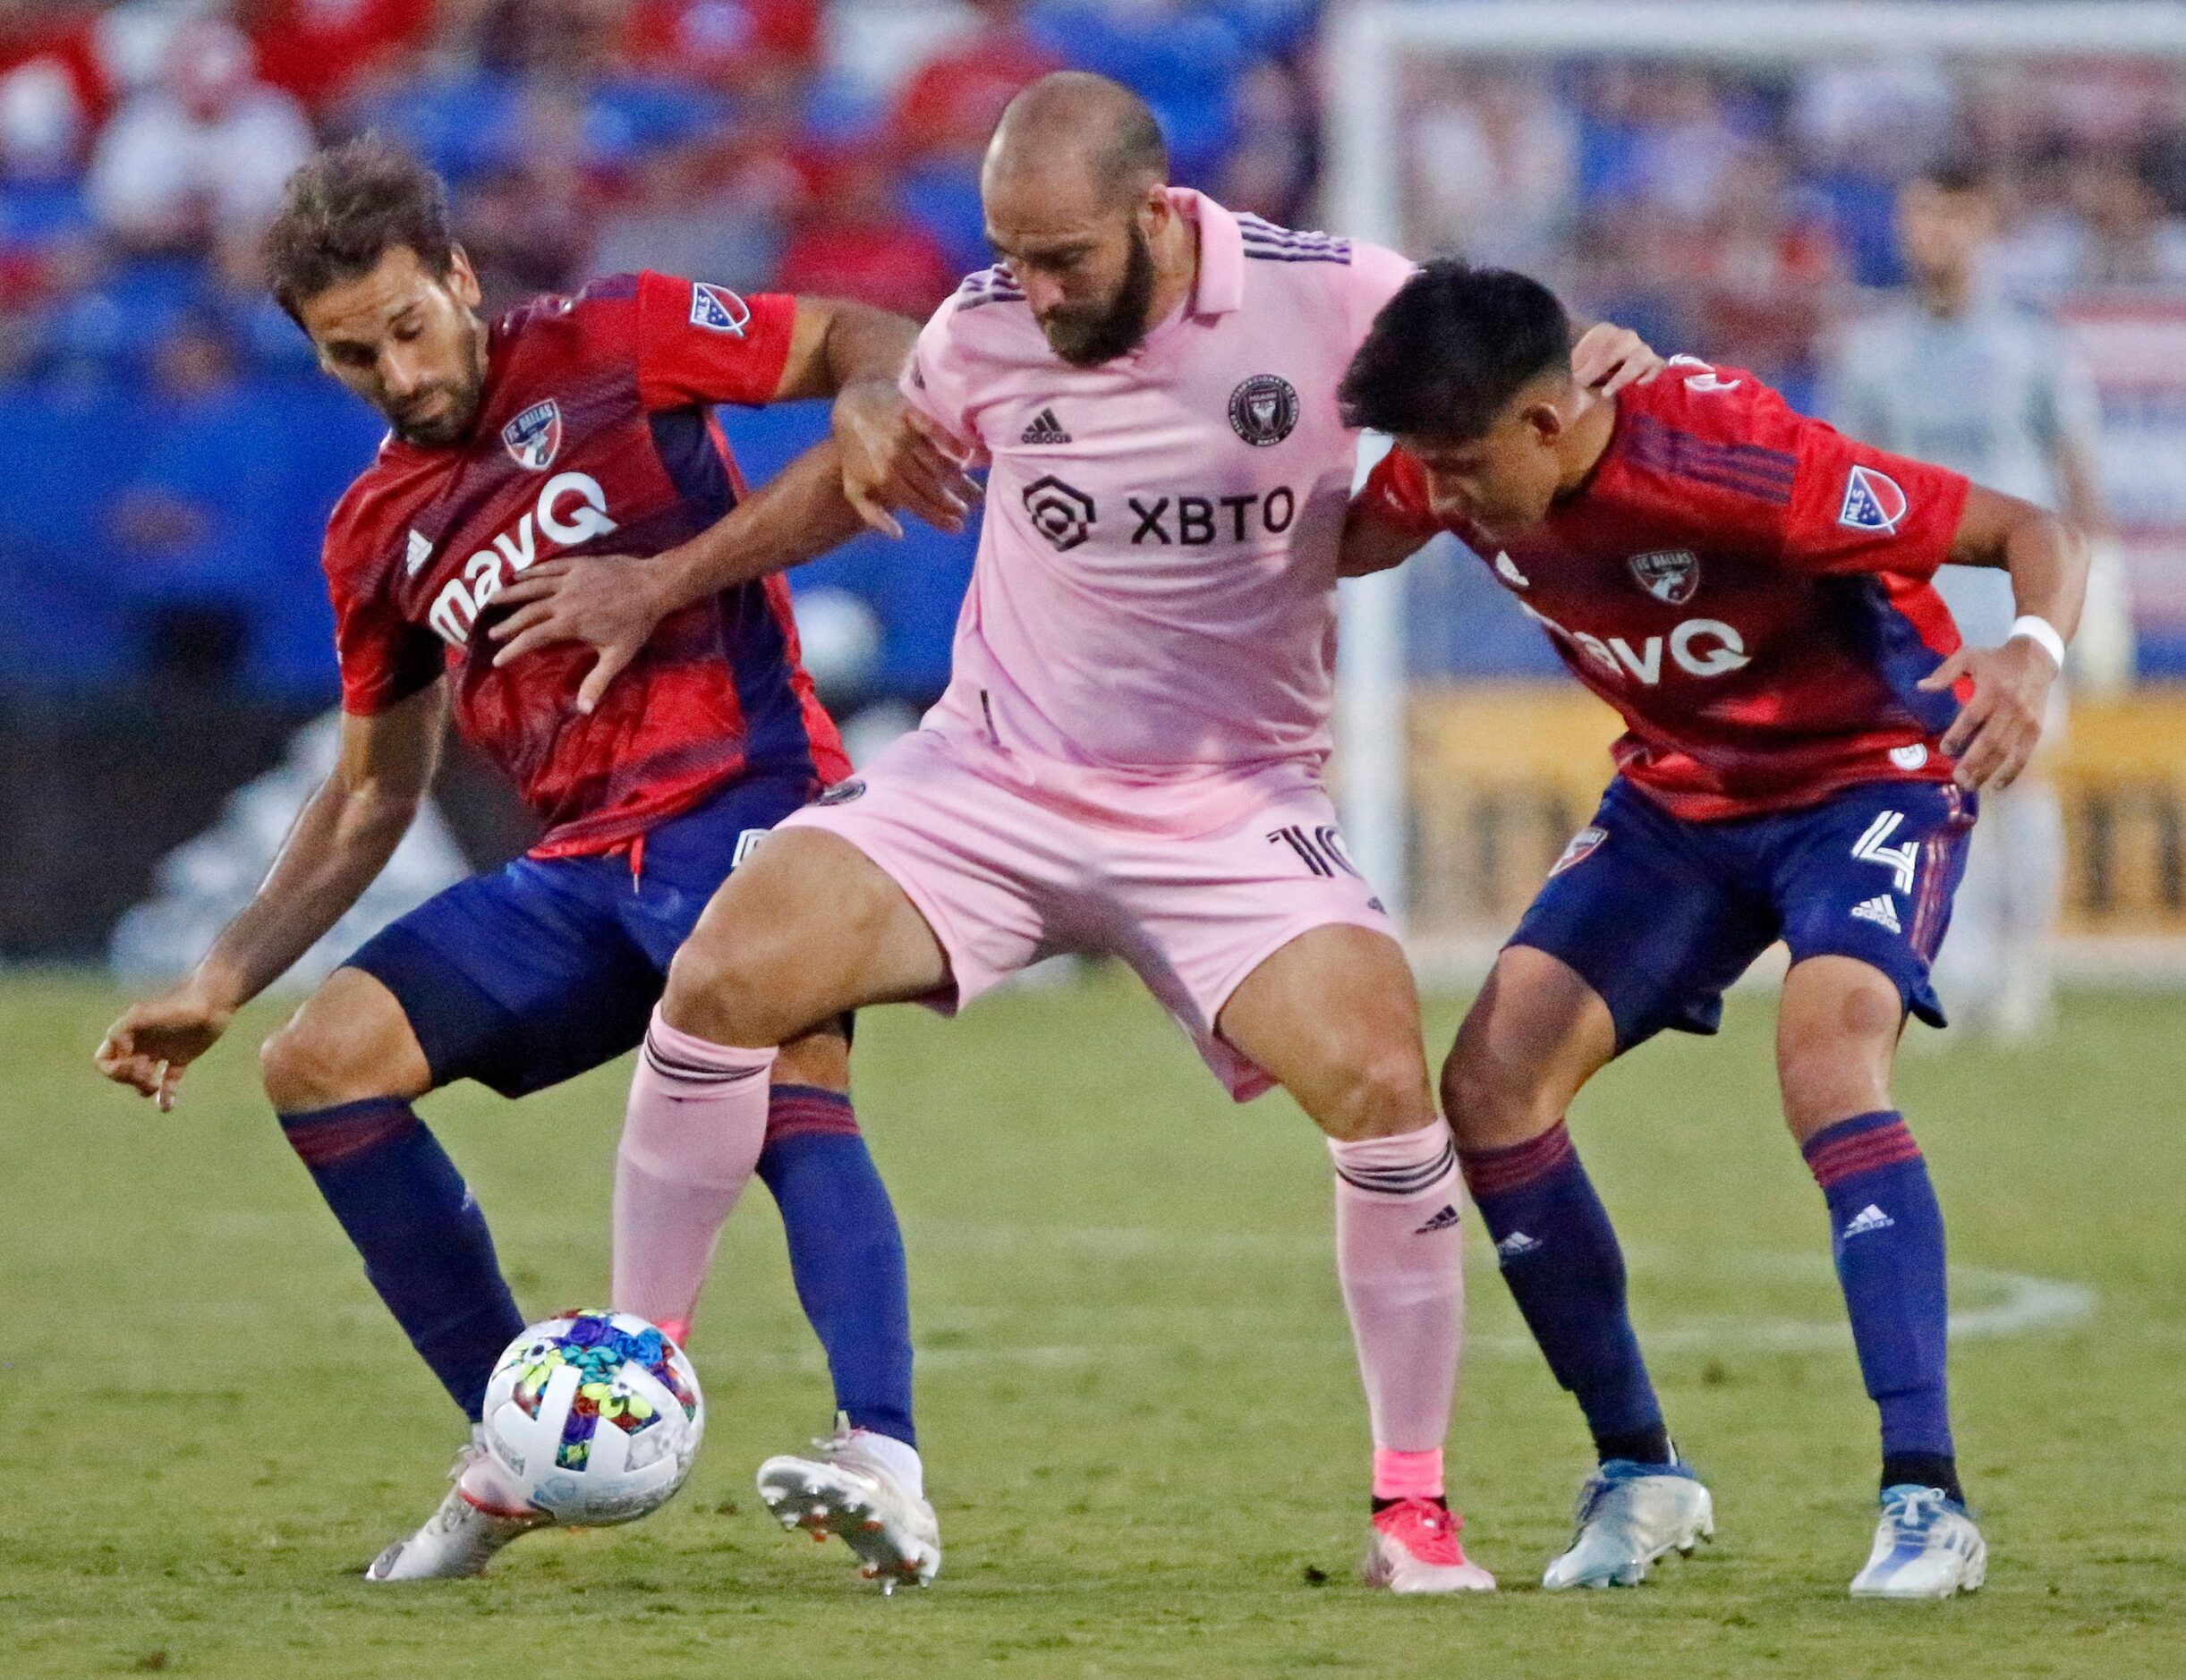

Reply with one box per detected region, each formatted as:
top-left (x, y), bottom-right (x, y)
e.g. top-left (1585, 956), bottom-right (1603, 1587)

top-left (1365, 360), bottom-right (1973, 821)
top-left (321, 271), bottom-right (848, 858)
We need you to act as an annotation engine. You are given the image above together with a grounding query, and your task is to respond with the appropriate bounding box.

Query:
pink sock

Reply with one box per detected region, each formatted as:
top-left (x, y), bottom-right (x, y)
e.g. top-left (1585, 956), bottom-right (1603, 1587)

top-left (1327, 1119), bottom-right (1465, 1497)
top-left (610, 1007), bottom-right (776, 1336)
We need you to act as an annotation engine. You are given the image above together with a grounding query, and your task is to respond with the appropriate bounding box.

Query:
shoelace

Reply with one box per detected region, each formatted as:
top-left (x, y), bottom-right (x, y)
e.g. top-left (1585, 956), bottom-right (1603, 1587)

top-left (1884, 1488), bottom-right (1950, 1535)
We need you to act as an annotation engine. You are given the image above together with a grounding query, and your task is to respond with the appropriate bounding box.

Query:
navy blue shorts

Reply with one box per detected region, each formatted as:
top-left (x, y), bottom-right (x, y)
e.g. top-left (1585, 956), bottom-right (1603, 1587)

top-left (345, 771), bottom-right (813, 1097)
top-left (1511, 776), bottom-right (1978, 1054)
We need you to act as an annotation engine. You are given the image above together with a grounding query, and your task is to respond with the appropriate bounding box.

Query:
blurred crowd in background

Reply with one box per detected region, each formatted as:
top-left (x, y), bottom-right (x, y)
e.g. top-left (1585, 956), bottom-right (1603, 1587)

top-left (2, 0), bottom-right (2184, 711)
top-left (1402, 53), bottom-right (2186, 405)
top-left (0, 0), bottom-right (1319, 707)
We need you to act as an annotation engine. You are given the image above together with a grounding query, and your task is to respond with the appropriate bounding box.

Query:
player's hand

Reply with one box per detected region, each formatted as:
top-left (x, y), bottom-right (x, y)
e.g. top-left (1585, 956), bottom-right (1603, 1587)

top-left (831, 378), bottom-right (981, 539)
top-left (489, 556), bottom-right (664, 715)
top-left (95, 982), bottom-right (234, 1112)
top-left (1920, 636), bottom-right (2058, 792)
top-left (1573, 324), bottom-right (1665, 396)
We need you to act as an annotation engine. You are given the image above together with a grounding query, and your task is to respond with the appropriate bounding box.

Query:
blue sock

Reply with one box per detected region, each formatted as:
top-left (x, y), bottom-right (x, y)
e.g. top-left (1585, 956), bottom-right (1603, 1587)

top-left (1802, 1110), bottom-right (1959, 1499)
top-left (1459, 1121), bottom-right (1671, 1465)
top-left (279, 1100), bottom-right (525, 1421)
top-left (758, 1088), bottom-right (916, 1447)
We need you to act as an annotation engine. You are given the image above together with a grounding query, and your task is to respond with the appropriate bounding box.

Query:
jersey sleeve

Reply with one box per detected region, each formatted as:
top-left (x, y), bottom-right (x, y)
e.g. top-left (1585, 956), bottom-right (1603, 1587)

top-left (1342, 238), bottom-right (1419, 351)
top-left (1357, 444), bottom-right (1445, 540)
top-left (634, 270), bottom-right (798, 410)
top-left (1774, 402), bottom-right (1970, 580)
top-left (899, 295), bottom-right (991, 465)
top-left (323, 514), bottom-right (442, 717)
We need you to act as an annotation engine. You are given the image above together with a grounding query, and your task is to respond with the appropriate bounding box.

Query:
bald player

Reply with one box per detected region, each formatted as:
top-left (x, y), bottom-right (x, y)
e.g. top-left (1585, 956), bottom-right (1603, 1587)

top-left (509, 73), bottom-right (1661, 1591)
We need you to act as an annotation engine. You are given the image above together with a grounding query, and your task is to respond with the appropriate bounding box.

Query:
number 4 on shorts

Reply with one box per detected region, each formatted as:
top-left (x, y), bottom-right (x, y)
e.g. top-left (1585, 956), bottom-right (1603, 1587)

top-left (1851, 810), bottom-right (1918, 895)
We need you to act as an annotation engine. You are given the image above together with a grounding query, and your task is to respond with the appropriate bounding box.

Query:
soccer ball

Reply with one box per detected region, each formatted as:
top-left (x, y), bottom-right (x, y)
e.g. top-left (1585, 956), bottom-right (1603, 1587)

top-left (478, 1311), bottom-right (704, 1525)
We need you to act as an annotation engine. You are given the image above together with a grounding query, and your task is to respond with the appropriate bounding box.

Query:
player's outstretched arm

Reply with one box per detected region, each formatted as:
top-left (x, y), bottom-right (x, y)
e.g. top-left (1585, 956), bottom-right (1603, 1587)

top-left (773, 298), bottom-right (982, 539)
top-left (489, 435), bottom-right (884, 713)
top-left (95, 683), bottom-right (447, 1109)
top-left (1917, 485), bottom-right (2090, 793)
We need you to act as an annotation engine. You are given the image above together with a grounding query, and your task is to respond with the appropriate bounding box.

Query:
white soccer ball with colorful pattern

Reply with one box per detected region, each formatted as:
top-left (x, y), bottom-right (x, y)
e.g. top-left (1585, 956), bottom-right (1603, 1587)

top-left (479, 1311), bottom-right (704, 1525)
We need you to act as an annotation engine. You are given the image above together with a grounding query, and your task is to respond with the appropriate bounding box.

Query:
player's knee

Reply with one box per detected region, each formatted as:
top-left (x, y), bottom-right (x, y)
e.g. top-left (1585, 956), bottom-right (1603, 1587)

top-left (1314, 1041), bottom-right (1434, 1142)
top-left (1439, 1045), bottom-right (1551, 1150)
top-left (662, 937), bottom-right (787, 1048)
top-left (259, 1014), bottom-right (383, 1113)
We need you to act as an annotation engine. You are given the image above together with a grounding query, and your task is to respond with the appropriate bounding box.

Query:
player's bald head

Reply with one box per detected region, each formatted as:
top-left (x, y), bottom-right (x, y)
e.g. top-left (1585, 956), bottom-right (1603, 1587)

top-left (984, 72), bottom-right (1168, 212)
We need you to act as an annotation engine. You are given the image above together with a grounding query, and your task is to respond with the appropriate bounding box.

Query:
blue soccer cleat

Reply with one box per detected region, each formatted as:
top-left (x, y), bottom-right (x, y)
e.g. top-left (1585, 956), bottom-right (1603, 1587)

top-left (1850, 1485), bottom-right (1986, 1599)
top-left (1542, 1457), bottom-right (1714, 1589)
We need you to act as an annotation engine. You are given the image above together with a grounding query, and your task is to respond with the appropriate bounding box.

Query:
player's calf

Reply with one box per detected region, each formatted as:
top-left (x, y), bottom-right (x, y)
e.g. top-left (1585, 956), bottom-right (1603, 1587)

top-left (264, 969), bottom-right (523, 1421)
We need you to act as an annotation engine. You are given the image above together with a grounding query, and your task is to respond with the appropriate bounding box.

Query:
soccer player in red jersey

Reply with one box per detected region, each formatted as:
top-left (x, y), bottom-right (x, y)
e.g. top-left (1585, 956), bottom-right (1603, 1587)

top-left (94, 138), bottom-right (973, 1584)
top-left (1338, 263), bottom-right (2088, 1599)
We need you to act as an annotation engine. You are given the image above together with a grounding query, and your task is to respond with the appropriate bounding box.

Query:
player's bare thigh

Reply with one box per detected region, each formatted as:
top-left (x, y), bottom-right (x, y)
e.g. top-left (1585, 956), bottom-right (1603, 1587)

top-left (663, 827), bottom-right (951, 1048)
top-left (1776, 955), bottom-right (1901, 1144)
top-left (1439, 945), bottom-right (1619, 1151)
top-left (1214, 923), bottom-right (1434, 1142)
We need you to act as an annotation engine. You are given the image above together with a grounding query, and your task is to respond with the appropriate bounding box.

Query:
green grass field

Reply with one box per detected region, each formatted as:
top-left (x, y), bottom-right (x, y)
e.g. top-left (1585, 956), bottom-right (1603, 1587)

top-left (4, 972), bottom-right (2182, 1677)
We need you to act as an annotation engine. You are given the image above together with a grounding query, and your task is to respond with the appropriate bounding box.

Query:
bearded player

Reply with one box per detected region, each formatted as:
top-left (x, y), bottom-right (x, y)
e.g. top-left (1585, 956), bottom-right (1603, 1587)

top-left (505, 74), bottom-right (1661, 1592)
top-left (1340, 263), bottom-right (2088, 1599)
top-left (94, 138), bottom-right (978, 1583)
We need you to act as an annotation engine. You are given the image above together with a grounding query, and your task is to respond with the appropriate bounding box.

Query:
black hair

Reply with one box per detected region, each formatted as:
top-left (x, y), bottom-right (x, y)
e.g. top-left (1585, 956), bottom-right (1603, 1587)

top-left (1338, 260), bottom-right (1572, 442)
top-left (1916, 155), bottom-right (1987, 197)
top-left (264, 135), bottom-right (455, 322)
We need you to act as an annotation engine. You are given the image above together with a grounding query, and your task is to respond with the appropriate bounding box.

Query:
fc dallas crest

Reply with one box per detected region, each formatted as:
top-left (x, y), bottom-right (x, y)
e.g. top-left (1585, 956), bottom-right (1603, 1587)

top-left (501, 399), bottom-right (563, 471)
top-left (1628, 548), bottom-right (1700, 606)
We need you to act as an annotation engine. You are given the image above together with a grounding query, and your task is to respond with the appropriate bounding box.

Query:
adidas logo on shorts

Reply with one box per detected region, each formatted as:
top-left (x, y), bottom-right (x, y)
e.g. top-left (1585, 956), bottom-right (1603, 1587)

top-left (1414, 1204), bottom-right (1462, 1235)
top-left (1020, 408), bottom-right (1071, 445)
top-left (1495, 1231), bottom-right (1542, 1260)
top-left (1850, 895), bottom-right (1901, 934)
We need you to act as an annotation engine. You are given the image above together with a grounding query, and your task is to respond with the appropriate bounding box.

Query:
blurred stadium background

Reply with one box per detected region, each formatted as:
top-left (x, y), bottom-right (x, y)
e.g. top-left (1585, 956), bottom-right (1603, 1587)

top-left (3, 0), bottom-right (2183, 995)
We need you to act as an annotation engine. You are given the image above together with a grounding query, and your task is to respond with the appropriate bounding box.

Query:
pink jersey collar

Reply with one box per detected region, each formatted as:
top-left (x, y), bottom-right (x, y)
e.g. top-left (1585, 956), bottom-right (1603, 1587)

top-left (1170, 188), bottom-right (1245, 318)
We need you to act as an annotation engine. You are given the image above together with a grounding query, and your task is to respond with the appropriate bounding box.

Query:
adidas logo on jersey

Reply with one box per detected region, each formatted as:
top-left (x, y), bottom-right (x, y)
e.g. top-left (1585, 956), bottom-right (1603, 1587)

top-left (1842, 1203), bottom-right (1896, 1238)
top-left (1414, 1204), bottom-right (1462, 1235)
top-left (1851, 895), bottom-right (1902, 934)
top-left (404, 529), bottom-right (434, 576)
top-left (1495, 1231), bottom-right (1542, 1260)
top-left (1021, 408), bottom-right (1071, 445)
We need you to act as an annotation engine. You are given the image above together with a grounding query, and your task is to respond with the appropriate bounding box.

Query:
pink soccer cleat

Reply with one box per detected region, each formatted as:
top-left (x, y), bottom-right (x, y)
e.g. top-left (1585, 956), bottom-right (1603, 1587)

top-left (1363, 1498), bottom-right (1497, 1593)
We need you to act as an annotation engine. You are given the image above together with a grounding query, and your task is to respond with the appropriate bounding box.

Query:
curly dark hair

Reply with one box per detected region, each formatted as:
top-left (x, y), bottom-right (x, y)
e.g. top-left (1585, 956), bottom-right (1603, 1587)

top-left (264, 135), bottom-right (455, 322)
top-left (1338, 260), bottom-right (1572, 443)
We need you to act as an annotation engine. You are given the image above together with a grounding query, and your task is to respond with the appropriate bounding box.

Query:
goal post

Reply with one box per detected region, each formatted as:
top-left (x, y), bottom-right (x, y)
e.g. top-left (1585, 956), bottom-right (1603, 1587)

top-left (1325, 1), bottom-right (2186, 972)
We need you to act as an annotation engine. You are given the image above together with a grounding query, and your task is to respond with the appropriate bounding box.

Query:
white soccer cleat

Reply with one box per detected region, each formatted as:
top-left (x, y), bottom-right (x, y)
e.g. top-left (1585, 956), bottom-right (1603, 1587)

top-left (1850, 1485), bottom-right (1986, 1599)
top-left (1542, 1459), bottom-right (1714, 1590)
top-left (365, 1429), bottom-right (550, 1582)
top-left (756, 1415), bottom-right (940, 1593)
top-left (1362, 1498), bottom-right (1497, 1593)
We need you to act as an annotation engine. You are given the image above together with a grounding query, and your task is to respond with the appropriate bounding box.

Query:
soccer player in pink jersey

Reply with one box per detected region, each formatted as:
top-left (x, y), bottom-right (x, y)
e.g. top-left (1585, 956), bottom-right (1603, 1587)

top-left (1339, 263), bottom-right (2086, 1598)
top-left (515, 73), bottom-right (1661, 1591)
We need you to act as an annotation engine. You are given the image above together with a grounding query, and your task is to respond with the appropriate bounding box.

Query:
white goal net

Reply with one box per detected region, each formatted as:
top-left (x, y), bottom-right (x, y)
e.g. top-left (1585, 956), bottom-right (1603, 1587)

top-left (1324, 1), bottom-right (2186, 975)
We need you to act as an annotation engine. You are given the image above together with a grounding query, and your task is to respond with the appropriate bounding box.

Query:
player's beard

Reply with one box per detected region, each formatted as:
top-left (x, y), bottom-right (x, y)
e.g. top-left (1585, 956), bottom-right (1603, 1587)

top-left (1041, 224), bottom-right (1158, 368)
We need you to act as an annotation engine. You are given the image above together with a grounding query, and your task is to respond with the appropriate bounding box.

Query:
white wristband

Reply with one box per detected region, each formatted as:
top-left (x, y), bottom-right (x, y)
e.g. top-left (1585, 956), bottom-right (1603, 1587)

top-left (2008, 615), bottom-right (2067, 670)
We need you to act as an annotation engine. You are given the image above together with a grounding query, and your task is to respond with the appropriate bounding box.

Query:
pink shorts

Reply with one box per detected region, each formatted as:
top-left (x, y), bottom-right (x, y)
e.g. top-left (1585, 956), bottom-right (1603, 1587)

top-left (777, 729), bottom-right (1395, 1100)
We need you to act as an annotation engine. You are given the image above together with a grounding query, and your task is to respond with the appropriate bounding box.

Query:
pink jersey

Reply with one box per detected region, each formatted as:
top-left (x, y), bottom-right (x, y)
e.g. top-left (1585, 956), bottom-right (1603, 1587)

top-left (902, 191), bottom-right (1415, 834)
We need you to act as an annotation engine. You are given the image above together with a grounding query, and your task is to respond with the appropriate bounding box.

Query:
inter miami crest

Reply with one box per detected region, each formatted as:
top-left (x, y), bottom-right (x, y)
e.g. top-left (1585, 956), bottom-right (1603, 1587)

top-left (1628, 548), bottom-right (1700, 606)
top-left (500, 399), bottom-right (563, 471)
top-left (1229, 374), bottom-right (1298, 447)
top-left (1022, 475), bottom-right (1096, 551)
